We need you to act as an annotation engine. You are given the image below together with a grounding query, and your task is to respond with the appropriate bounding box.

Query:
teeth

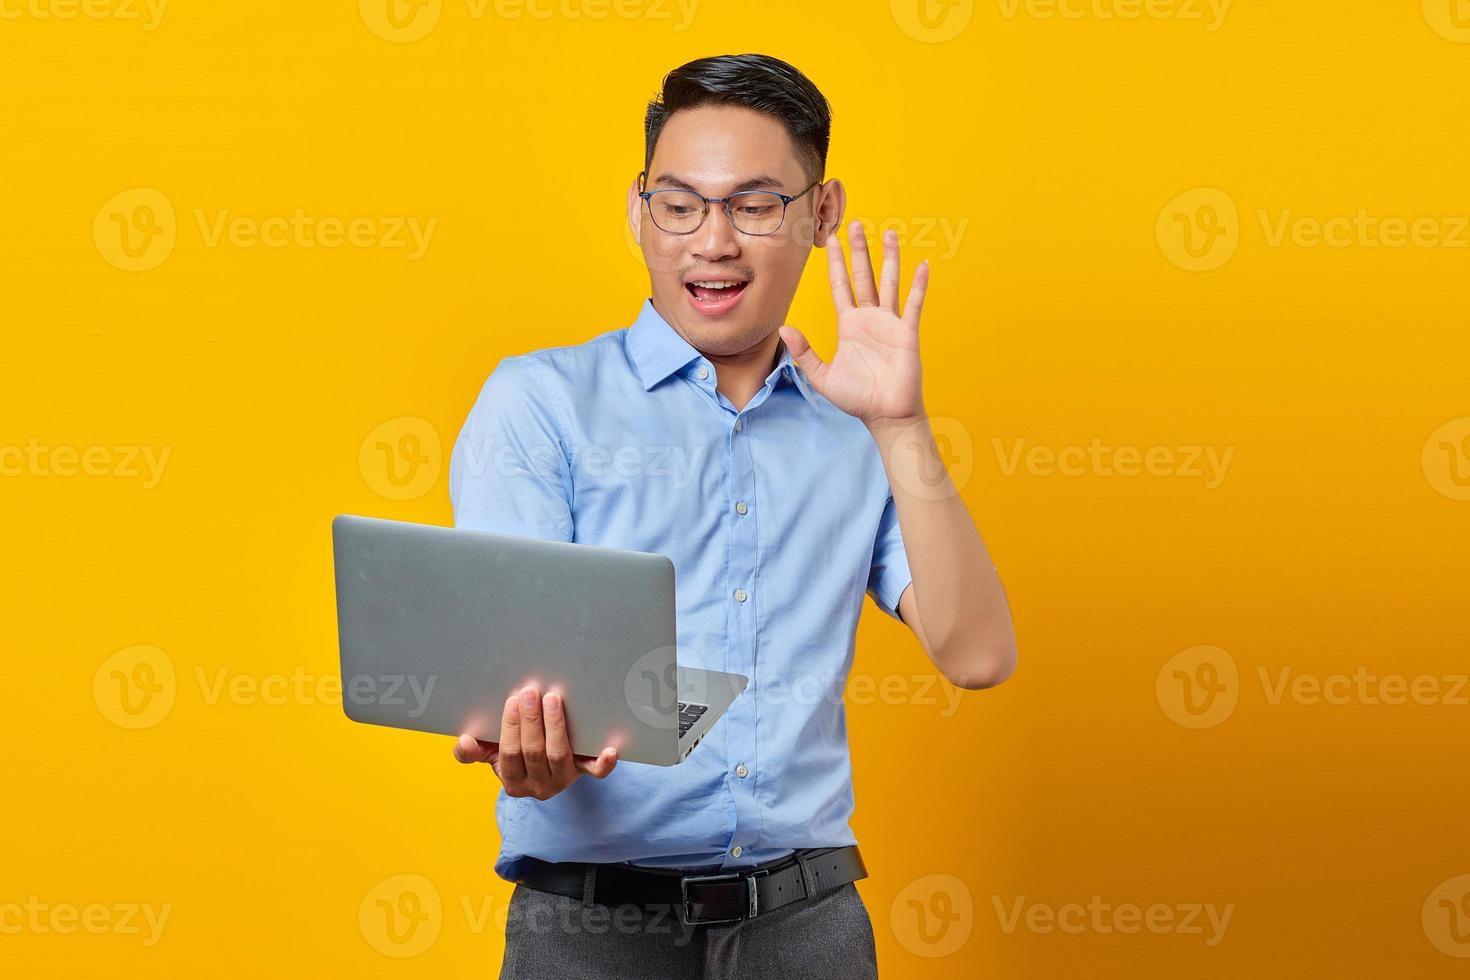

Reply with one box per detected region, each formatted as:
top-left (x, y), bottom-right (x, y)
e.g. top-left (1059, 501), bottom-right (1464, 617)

top-left (690, 280), bottom-right (743, 289)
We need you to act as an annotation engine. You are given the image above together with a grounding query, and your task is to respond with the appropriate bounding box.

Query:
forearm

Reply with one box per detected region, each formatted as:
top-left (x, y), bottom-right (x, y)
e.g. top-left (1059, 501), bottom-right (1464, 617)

top-left (867, 414), bottom-right (1017, 688)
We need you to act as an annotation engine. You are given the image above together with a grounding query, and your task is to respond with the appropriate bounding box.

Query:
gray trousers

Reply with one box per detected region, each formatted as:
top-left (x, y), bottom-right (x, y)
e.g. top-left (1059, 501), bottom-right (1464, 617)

top-left (497, 877), bottom-right (879, 979)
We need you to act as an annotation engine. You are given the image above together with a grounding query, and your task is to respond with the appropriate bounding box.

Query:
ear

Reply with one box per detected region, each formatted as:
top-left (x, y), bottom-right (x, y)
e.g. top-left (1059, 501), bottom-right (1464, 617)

top-left (627, 176), bottom-right (644, 246)
top-left (812, 178), bottom-right (847, 247)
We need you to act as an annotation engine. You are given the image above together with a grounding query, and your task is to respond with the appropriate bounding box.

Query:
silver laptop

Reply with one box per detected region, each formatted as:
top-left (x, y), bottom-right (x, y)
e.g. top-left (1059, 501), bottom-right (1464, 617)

top-left (331, 514), bottom-right (746, 766)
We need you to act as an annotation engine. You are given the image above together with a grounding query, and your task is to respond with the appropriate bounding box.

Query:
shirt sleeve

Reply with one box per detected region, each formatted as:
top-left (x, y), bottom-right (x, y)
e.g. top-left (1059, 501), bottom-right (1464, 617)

top-left (866, 492), bottom-right (913, 622)
top-left (449, 355), bottom-right (575, 542)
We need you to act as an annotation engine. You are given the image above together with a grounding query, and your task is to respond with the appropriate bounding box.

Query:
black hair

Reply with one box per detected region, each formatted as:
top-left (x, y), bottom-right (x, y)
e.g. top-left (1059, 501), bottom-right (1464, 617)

top-left (643, 54), bottom-right (832, 182)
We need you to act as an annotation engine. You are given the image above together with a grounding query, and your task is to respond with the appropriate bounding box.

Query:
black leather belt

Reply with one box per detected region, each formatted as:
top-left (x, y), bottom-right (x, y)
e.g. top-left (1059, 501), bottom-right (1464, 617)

top-left (512, 845), bottom-right (867, 926)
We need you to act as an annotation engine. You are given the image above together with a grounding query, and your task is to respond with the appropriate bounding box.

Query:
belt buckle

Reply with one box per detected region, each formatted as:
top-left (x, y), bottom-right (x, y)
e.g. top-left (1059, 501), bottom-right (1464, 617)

top-left (679, 871), bottom-right (758, 926)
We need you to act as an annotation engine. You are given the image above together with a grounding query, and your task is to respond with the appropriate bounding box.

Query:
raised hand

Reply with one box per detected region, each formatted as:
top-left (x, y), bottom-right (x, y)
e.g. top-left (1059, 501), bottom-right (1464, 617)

top-left (778, 221), bottom-right (928, 427)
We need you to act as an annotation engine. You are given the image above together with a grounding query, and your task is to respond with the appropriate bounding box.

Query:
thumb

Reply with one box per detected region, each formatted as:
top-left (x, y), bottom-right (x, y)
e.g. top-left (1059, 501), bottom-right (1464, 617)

top-left (454, 733), bottom-right (496, 765)
top-left (778, 325), bottom-right (827, 384)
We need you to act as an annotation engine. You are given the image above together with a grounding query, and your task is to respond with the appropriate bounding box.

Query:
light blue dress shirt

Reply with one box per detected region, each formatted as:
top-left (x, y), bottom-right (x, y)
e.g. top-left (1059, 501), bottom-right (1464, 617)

top-left (449, 299), bottom-right (913, 879)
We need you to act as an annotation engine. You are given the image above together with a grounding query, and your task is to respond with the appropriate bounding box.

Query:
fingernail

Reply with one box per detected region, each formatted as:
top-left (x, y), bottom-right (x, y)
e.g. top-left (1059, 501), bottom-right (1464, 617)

top-left (544, 691), bottom-right (560, 711)
top-left (520, 687), bottom-right (538, 708)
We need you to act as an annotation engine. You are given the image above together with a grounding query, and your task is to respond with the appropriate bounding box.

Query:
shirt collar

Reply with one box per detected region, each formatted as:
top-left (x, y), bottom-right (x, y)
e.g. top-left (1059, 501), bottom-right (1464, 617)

top-left (624, 298), bottom-right (820, 410)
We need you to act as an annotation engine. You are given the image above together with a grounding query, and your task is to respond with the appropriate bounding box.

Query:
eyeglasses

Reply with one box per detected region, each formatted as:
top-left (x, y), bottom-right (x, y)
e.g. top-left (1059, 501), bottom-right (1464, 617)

top-left (638, 172), bottom-right (820, 237)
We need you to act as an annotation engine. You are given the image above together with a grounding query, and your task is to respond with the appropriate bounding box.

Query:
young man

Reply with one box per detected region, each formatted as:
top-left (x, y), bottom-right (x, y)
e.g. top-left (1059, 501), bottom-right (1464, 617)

top-left (448, 53), bottom-right (1017, 979)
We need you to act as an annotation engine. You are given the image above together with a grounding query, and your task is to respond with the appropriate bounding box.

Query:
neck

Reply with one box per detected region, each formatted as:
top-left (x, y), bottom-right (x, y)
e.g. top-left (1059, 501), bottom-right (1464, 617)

top-left (704, 329), bottom-right (783, 411)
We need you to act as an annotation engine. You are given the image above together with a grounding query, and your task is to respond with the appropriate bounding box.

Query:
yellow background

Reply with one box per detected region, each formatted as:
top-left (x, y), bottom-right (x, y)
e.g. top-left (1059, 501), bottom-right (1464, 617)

top-left (4, 0), bottom-right (1469, 976)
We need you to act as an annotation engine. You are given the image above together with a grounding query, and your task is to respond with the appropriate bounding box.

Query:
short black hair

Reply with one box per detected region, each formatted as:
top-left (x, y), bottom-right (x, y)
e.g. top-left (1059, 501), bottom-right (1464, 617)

top-left (643, 54), bottom-right (832, 182)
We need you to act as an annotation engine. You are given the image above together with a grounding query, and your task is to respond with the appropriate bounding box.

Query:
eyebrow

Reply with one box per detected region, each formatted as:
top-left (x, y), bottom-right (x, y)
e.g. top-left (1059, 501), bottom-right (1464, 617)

top-left (651, 173), bottom-right (790, 194)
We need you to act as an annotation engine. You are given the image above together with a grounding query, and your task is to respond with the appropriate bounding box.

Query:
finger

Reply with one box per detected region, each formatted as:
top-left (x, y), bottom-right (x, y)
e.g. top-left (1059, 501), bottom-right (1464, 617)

top-left (541, 690), bottom-right (575, 781)
top-left (495, 694), bottom-right (526, 784)
top-left (902, 259), bottom-right (930, 329)
top-left (847, 221), bottom-right (879, 307)
top-left (453, 733), bottom-right (497, 765)
top-left (517, 685), bottom-right (551, 784)
top-left (574, 747), bottom-right (619, 779)
top-left (777, 325), bottom-right (828, 390)
top-left (825, 232), bottom-right (854, 313)
top-left (878, 229), bottom-right (901, 315)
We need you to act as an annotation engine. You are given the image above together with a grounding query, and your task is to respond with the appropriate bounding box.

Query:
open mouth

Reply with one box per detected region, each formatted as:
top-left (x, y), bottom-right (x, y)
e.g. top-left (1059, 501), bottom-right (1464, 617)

top-left (684, 277), bottom-right (750, 316)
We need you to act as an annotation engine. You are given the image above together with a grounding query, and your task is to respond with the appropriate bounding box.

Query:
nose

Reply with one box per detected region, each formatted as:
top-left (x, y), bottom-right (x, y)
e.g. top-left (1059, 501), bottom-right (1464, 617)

top-left (691, 202), bottom-right (742, 264)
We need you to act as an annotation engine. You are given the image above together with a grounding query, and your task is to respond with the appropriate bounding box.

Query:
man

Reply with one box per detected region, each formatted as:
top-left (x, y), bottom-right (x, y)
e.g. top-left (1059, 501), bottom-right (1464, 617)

top-left (448, 53), bottom-right (1016, 978)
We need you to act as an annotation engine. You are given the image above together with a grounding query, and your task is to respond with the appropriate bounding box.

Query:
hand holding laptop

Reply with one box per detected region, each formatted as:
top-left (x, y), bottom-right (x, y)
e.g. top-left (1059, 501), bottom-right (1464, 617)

top-left (452, 683), bottom-right (619, 799)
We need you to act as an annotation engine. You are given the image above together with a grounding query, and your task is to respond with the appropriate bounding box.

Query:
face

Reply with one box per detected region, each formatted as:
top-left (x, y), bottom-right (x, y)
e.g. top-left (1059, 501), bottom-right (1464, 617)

top-left (628, 106), bottom-right (845, 357)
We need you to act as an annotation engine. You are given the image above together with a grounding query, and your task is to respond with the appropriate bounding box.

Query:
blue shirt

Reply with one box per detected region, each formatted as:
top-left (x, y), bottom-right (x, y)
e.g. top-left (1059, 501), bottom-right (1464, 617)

top-left (449, 299), bottom-right (913, 879)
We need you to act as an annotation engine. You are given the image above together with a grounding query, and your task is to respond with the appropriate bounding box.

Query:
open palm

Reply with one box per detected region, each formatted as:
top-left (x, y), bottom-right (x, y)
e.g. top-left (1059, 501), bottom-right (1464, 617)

top-left (779, 221), bottom-right (929, 426)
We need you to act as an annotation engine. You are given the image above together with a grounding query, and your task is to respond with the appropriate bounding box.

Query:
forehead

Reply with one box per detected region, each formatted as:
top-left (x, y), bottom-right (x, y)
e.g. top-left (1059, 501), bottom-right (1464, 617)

top-left (648, 105), bottom-right (806, 191)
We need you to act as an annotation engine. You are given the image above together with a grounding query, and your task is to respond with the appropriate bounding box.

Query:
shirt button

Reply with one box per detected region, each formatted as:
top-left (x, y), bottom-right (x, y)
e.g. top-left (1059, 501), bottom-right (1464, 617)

top-left (697, 366), bottom-right (710, 380)
top-left (735, 764), bottom-right (749, 778)
top-left (735, 501), bottom-right (748, 516)
top-left (733, 588), bottom-right (748, 603)
top-left (731, 845), bottom-right (743, 858)
top-left (734, 420), bottom-right (743, 432)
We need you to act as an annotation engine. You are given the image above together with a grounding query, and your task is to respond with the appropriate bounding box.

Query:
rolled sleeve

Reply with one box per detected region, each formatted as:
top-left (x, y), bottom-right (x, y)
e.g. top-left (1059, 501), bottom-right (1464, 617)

top-left (866, 492), bottom-right (913, 621)
top-left (449, 356), bottom-right (574, 542)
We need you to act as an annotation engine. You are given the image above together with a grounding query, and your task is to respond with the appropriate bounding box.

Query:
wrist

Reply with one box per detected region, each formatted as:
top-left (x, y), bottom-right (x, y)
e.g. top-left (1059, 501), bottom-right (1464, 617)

top-left (864, 412), bottom-right (929, 441)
